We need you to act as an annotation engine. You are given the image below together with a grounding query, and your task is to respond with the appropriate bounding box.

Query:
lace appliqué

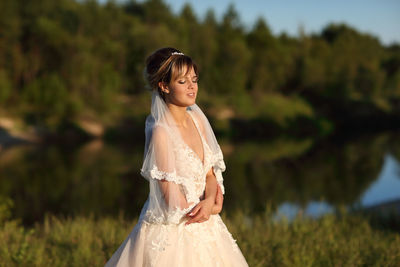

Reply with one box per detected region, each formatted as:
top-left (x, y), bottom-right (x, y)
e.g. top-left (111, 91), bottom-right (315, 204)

top-left (145, 222), bottom-right (172, 266)
top-left (141, 165), bottom-right (199, 205)
top-left (210, 149), bottom-right (226, 194)
top-left (187, 111), bottom-right (226, 195)
top-left (184, 215), bottom-right (241, 260)
top-left (216, 216), bottom-right (241, 253)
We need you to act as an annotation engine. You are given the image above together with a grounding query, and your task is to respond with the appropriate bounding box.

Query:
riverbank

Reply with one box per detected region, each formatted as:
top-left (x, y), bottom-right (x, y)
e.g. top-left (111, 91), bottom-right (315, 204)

top-left (0, 198), bottom-right (399, 266)
top-left (2, 99), bottom-right (400, 150)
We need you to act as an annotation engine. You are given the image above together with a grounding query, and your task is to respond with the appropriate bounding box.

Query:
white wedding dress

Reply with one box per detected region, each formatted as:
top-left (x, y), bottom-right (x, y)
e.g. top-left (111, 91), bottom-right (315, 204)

top-left (105, 92), bottom-right (248, 267)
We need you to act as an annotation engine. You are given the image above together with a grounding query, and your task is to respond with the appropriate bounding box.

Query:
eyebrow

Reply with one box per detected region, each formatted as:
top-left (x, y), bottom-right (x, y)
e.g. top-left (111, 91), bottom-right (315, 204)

top-left (177, 75), bottom-right (198, 79)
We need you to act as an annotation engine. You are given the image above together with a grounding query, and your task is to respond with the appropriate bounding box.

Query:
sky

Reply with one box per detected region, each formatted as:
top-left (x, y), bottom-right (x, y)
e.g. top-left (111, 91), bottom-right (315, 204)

top-left (100, 0), bottom-right (400, 45)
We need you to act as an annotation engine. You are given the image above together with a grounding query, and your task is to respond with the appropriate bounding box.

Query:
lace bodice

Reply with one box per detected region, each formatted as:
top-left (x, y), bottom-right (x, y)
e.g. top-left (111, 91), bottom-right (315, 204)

top-left (174, 111), bottom-right (214, 203)
top-left (141, 110), bottom-right (223, 224)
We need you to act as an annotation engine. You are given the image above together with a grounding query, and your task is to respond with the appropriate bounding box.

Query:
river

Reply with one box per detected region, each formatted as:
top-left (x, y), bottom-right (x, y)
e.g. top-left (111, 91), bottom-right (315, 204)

top-left (0, 130), bottom-right (399, 225)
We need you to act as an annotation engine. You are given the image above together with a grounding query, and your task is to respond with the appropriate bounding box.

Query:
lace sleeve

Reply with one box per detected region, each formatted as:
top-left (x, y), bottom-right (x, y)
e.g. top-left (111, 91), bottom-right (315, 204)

top-left (212, 149), bottom-right (226, 194)
top-left (140, 124), bottom-right (197, 224)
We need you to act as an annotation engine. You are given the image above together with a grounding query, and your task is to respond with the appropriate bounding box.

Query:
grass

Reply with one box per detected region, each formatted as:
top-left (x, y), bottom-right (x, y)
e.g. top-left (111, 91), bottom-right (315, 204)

top-left (0, 200), bottom-right (399, 267)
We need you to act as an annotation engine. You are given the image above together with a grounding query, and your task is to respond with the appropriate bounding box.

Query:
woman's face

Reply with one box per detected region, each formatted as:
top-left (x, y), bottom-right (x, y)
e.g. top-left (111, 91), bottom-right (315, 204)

top-left (163, 66), bottom-right (198, 107)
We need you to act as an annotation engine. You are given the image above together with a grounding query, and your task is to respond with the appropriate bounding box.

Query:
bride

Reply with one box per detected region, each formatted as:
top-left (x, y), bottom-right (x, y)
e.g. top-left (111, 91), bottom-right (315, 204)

top-left (105, 47), bottom-right (249, 267)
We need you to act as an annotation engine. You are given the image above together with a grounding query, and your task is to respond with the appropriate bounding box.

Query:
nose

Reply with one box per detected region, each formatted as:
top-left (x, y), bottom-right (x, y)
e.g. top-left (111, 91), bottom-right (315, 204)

top-left (188, 79), bottom-right (195, 89)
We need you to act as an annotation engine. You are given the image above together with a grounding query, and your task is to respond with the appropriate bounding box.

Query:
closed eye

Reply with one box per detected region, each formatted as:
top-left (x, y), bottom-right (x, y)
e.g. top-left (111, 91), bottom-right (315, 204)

top-left (177, 76), bottom-right (198, 84)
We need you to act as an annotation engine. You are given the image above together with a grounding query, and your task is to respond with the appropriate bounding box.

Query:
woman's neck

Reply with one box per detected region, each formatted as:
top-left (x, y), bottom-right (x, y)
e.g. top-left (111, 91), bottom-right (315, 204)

top-left (166, 103), bottom-right (189, 128)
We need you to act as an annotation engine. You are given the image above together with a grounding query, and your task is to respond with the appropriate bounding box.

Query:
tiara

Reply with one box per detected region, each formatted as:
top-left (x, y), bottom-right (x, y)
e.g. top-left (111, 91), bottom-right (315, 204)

top-left (171, 52), bottom-right (184, 56)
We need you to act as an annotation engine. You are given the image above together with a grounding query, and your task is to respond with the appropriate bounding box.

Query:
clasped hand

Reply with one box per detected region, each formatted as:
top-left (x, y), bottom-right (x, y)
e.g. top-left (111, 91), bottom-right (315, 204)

top-left (185, 184), bottom-right (223, 225)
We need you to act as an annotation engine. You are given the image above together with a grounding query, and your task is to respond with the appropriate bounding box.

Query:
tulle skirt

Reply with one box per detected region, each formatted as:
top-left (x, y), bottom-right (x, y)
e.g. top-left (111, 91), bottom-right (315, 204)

top-left (105, 214), bottom-right (249, 267)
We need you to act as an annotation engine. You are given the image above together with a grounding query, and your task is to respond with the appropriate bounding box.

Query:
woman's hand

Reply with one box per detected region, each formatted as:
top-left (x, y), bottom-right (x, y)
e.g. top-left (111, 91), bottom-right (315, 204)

top-left (185, 197), bottom-right (214, 225)
top-left (211, 184), bottom-right (224, 215)
top-left (185, 184), bottom-right (224, 225)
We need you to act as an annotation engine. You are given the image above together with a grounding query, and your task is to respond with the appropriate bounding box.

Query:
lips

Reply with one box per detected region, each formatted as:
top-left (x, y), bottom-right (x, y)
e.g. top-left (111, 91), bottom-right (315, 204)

top-left (187, 92), bottom-right (196, 98)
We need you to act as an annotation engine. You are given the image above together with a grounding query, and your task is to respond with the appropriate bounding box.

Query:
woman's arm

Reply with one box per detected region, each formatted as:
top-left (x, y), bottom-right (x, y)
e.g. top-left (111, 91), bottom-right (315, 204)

top-left (206, 168), bottom-right (224, 214)
top-left (204, 168), bottom-right (218, 204)
top-left (185, 168), bottom-right (223, 225)
top-left (211, 183), bottom-right (223, 214)
top-left (152, 125), bottom-right (193, 210)
top-left (158, 180), bottom-right (192, 209)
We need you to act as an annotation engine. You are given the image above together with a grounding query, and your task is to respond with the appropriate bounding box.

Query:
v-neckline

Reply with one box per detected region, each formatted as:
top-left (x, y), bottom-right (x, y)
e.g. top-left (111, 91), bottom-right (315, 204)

top-left (181, 111), bottom-right (205, 168)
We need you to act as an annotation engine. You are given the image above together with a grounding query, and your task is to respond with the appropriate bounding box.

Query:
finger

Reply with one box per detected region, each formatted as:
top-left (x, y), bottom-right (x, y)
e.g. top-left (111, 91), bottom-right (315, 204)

top-left (218, 190), bottom-right (223, 201)
top-left (188, 212), bottom-right (204, 223)
top-left (215, 186), bottom-right (221, 200)
top-left (217, 197), bottom-right (224, 207)
top-left (215, 197), bottom-right (221, 206)
top-left (186, 211), bottom-right (204, 225)
top-left (187, 204), bottom-right (201, 217)
top-left (216, 190), bottom-right (223, 204)
top-left (217, 185), bottom-right (223, 199)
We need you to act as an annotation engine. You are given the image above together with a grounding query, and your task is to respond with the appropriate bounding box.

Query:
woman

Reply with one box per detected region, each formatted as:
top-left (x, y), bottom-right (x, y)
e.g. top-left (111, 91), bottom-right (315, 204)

top-left (105, 47), bottom-right (248, 267)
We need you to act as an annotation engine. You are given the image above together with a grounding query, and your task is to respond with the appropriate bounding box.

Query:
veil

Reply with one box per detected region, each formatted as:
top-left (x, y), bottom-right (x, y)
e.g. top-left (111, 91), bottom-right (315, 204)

top-left (139, 90), bottom-right (226, 224)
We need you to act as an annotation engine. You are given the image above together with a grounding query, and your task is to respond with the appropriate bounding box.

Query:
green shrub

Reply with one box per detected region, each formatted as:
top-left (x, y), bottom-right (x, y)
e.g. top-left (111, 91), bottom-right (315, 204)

top-left (0, 201), bottom-right (399, 267)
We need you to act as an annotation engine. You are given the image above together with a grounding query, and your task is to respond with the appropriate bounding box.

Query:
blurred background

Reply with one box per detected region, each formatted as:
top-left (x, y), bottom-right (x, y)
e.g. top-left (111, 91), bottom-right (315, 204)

top-left (0, 0), bottom-right (400, 226)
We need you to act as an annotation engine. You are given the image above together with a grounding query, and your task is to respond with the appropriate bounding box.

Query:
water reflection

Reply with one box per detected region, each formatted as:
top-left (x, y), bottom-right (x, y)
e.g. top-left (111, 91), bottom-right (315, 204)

top-left (274, 153), bottom-right (400, 219)
top-left (223, 133), bottom-right (386, 213)
top-left (275, 201), bottom-right (334, 221)
top-left (0, 131), bottom-right (400, 225)
top-left (359, 153), bottom-right (400, 207)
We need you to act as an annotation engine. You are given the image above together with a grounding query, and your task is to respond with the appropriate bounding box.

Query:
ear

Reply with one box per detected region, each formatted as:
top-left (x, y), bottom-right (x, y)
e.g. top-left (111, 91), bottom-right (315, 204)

top-left (158, 81), bottom-right (170, 94)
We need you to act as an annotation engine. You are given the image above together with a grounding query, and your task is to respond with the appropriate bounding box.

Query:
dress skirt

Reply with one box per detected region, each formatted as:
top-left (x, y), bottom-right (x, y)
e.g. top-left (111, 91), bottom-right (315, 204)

top-left (105, 213), bottom-right (249, 267)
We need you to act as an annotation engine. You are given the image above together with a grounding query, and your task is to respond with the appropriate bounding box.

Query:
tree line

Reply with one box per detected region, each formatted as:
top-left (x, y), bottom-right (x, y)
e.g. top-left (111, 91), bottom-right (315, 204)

top-left (0, 0), bottom-right (399, 134)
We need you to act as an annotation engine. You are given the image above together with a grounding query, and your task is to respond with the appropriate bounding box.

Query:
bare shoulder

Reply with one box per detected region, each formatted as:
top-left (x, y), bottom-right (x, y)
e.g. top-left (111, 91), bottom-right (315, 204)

top-left (151, 123), bottom-right (169, 143)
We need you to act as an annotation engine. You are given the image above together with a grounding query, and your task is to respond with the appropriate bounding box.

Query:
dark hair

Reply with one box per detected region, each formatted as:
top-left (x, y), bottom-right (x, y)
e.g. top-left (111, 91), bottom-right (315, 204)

top-left (144, 47), bottom-right (198, 98)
